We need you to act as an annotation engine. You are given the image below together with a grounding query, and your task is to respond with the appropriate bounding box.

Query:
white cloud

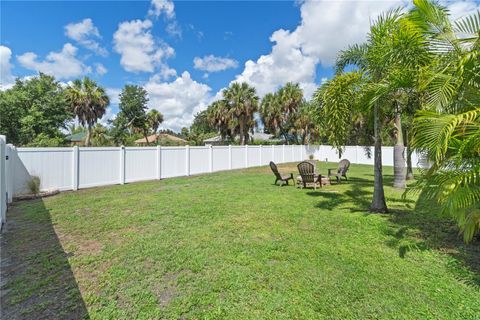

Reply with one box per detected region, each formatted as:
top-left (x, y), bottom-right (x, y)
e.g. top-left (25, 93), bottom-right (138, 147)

top-left (166, 21), bottom-right (182, 38)
top-left (144, 71), bottom-right (212, 131)
top-left (65, 18), bottom-right (107, 56)
top-left (113, 19), bottom-right (174, 74)
top-left (148, 0), bottom-right (175, 19)
top-left (17, 43), bottom-right (90, 80)
top-left (106, 87), bottom-right (121, 105)
top-left (233, 0), bottom-right (404, 98)
top-left (0, 45), bottom-right (15, 89)
top-left (95, 63), bottom-right (107, 76)
top-left (193, 55), bottom-right (238, 73)
top-left (446, 0), bottom-right (480, 21)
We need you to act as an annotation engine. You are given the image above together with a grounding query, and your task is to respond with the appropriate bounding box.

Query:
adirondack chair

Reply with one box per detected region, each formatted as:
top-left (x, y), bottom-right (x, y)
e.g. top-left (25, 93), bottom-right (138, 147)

top-left (297, 161), bottom-right (322, 189)
top-left (328, 159), bottom-right (351, 183)
top-left (269, 161), bottom-right (294, 186)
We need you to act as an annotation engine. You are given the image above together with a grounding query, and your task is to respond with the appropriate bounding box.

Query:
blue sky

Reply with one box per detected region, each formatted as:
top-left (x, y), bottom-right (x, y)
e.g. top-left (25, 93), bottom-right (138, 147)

top-left (1, 0), bottom-right (478, 130)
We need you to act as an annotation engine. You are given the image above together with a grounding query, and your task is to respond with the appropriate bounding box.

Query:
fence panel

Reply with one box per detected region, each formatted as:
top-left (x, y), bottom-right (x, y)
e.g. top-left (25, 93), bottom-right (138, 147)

top-left (16, 147), bottom-right (73, 192)
top-left (259, 147), bottom-right (270, 165)
top-left (231, 147), bottom-right (245, 169)
top-left (78, 148), bottom-right (120, 188)
top-left (125, 147), bottom-right (157, 183)
top-left (161, 147), bottom-right (187, 178)
top-left (273, 146), bottom-right (283, 163)
top-left (212, 146), bottom-right (230, 172)
top-left (247, 146), bottom-right (261, 167)
top-left (189, 147), bottom-right (210, 175)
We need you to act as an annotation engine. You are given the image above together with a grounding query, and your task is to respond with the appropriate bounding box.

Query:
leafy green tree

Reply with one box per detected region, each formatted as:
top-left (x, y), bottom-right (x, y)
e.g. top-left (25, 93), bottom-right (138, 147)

top-left (0, 73), bottom-right (72, 145)
top-left (65, 77), bottom-right (109, 146)
top-left (117, 85), bottom-right (150, 144)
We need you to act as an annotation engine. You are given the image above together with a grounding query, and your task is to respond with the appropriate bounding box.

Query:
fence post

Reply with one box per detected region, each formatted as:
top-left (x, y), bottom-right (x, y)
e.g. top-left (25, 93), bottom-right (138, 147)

top-left (72, 146), bottom-right (79, 190)
top-left (245, 145), bottom-right (248, 168)
top-left (0, 135), bottom-right (6, 226)
top-left (209, 145), bottom-right (213, 172)
top-left (259, 145), bottom-right (262, 165)
top-left (185, 145), bottom-right (190, 176)
top-left (228, 145), bottom-right (232, 170)
top-left (119, 146), bottom-right (125, 185)
top-left (6, 144), bottom-right (13, 204)
top-left (156, 145), bottom-right (161, 180)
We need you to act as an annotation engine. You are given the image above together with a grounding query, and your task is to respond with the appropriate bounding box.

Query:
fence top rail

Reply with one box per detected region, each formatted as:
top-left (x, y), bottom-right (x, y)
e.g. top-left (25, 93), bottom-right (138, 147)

top-left (17, 147), bottom-right (73, 152)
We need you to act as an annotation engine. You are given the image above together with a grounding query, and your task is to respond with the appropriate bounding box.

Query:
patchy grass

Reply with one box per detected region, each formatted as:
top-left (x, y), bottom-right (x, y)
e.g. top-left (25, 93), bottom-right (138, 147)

top-left (1, 162), bottom-right (479, 319)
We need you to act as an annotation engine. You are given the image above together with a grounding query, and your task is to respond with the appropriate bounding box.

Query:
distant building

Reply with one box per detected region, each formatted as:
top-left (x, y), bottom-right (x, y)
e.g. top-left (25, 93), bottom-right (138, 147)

top-left (203, 132), bottom-right (283, 145)
top-left (134, 133), bottom-right (187, 146)
top-left (65, 132), bottom-right (87, 146)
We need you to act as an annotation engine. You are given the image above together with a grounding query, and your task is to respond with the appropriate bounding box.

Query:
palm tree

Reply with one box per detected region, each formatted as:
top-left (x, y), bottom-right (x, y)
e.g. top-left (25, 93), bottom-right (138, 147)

top-left (222, 82), bottom-right (259, 145)
top-left (65, 77), bottom-right (109, 146)
top-left (260, 93), bottom-right (283, 137)
top-left (407, 1), bottom-right (480, 242)
top-left (207, 100), bottom-right (233, 141)
top-left (318, 10), bottom-right (410, 212)
top-left (147, 109), bottom-right (164, 136)
top-left (259, 83), bottom-right (303, 144)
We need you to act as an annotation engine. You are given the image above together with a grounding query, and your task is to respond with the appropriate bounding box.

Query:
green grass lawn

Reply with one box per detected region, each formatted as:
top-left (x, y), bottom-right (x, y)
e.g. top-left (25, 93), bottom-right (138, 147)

top-left (2, 162), bottom-right (479, 319)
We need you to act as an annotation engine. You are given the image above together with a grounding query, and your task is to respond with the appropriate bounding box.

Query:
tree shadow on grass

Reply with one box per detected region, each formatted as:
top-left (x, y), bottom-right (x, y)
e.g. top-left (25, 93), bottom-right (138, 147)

top-left (385, 192), bottom-right (480, 286)
top-left (304, 173), bottom-right (480, 286)
top-left (306, 177), bottom-right (376, 212)
top-left (0, 199), bottom-right (89, 320)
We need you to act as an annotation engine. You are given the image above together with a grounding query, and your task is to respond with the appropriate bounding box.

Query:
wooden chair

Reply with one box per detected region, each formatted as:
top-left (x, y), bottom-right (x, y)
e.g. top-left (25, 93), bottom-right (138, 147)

top-left (328, 159), bottom-right (351, 183)
top-left (269, 161), bottom-right (294, 186)
top-left (297, 161), bottom-right (322, 189)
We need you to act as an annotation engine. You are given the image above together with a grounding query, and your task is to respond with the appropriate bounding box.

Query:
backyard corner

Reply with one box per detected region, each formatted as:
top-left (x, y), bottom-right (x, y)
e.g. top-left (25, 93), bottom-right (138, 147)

top-left (1, 163), bottom-right (479, 319)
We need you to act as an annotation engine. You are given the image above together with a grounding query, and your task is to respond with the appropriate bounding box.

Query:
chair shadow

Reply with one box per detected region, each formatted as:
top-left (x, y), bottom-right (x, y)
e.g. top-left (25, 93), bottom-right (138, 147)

top-left (0, 199), bottom-right (89, 319)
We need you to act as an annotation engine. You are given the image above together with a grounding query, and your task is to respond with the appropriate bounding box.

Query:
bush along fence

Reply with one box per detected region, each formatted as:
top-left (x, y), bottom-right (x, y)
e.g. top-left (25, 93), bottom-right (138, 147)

top-left (1, 140), bottom-right (427, 225)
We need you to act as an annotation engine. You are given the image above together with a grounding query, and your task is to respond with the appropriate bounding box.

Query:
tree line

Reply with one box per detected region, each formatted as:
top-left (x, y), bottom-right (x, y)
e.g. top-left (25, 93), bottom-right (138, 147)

top-left (0, 75), bottom-right (167, 147)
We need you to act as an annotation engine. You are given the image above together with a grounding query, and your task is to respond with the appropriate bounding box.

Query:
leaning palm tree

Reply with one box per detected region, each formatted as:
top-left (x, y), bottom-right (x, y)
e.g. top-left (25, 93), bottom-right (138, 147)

top-left (222, 82), bottom-right (259, 145)
top-left (65, 77), bottom-right (109, 146)
top-left (147, 109), bottom-right (164, 135)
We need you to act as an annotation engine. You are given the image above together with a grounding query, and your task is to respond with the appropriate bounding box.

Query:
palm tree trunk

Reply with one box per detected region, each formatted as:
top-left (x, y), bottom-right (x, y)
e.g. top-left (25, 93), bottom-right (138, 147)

top-left (239, 118), bottom-right (245, 145)
top-left (393, 110), bottom-right (406, 188)
top-left (405, 127), bottom-right (414, 180)
top-left (370, 104), bottom-right (388, 213)
top-left (85, 125), bottom-right (92, 147)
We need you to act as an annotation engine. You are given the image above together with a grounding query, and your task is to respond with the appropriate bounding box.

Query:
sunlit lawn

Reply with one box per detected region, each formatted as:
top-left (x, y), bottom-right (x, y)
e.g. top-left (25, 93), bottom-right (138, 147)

top-left (2, 162), bottom-right (479, 319)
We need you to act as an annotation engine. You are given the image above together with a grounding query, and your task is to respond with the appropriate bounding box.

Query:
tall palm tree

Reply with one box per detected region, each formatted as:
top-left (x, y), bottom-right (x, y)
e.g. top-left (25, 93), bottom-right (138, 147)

top-left (222, 82), bottom-right (259, 145)
top-left (259, 83), bottom-right (303, 144)
top-left (318, 10), bottom-right (411, 212)
top-left (147, 109), bottom-right (164, 136)
top-left (65, 77), bottom-right (109, 146)
top-left (259, 93), bottom-right (283, 136)
top-left (207, 100), bottom-right (234, 140)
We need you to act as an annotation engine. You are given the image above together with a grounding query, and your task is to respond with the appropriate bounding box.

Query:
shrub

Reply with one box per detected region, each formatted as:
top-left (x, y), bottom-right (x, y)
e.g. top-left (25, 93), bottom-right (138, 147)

top-left (27, 176), bottom-right (41, 194)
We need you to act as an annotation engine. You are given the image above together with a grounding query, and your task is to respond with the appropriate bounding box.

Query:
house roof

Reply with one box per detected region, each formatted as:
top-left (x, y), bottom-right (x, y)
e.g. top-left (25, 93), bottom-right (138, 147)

top-left (134, 133), bottom-right (187, 144)
top-left (203, 132), bottom-right (281, 143)
top-left (66, 132), bottom-right (86, 142)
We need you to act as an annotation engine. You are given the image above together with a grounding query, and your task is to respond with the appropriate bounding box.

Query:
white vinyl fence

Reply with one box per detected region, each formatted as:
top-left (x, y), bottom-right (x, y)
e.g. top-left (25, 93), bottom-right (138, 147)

top-left (6, 144), bottom-right (426, 198)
